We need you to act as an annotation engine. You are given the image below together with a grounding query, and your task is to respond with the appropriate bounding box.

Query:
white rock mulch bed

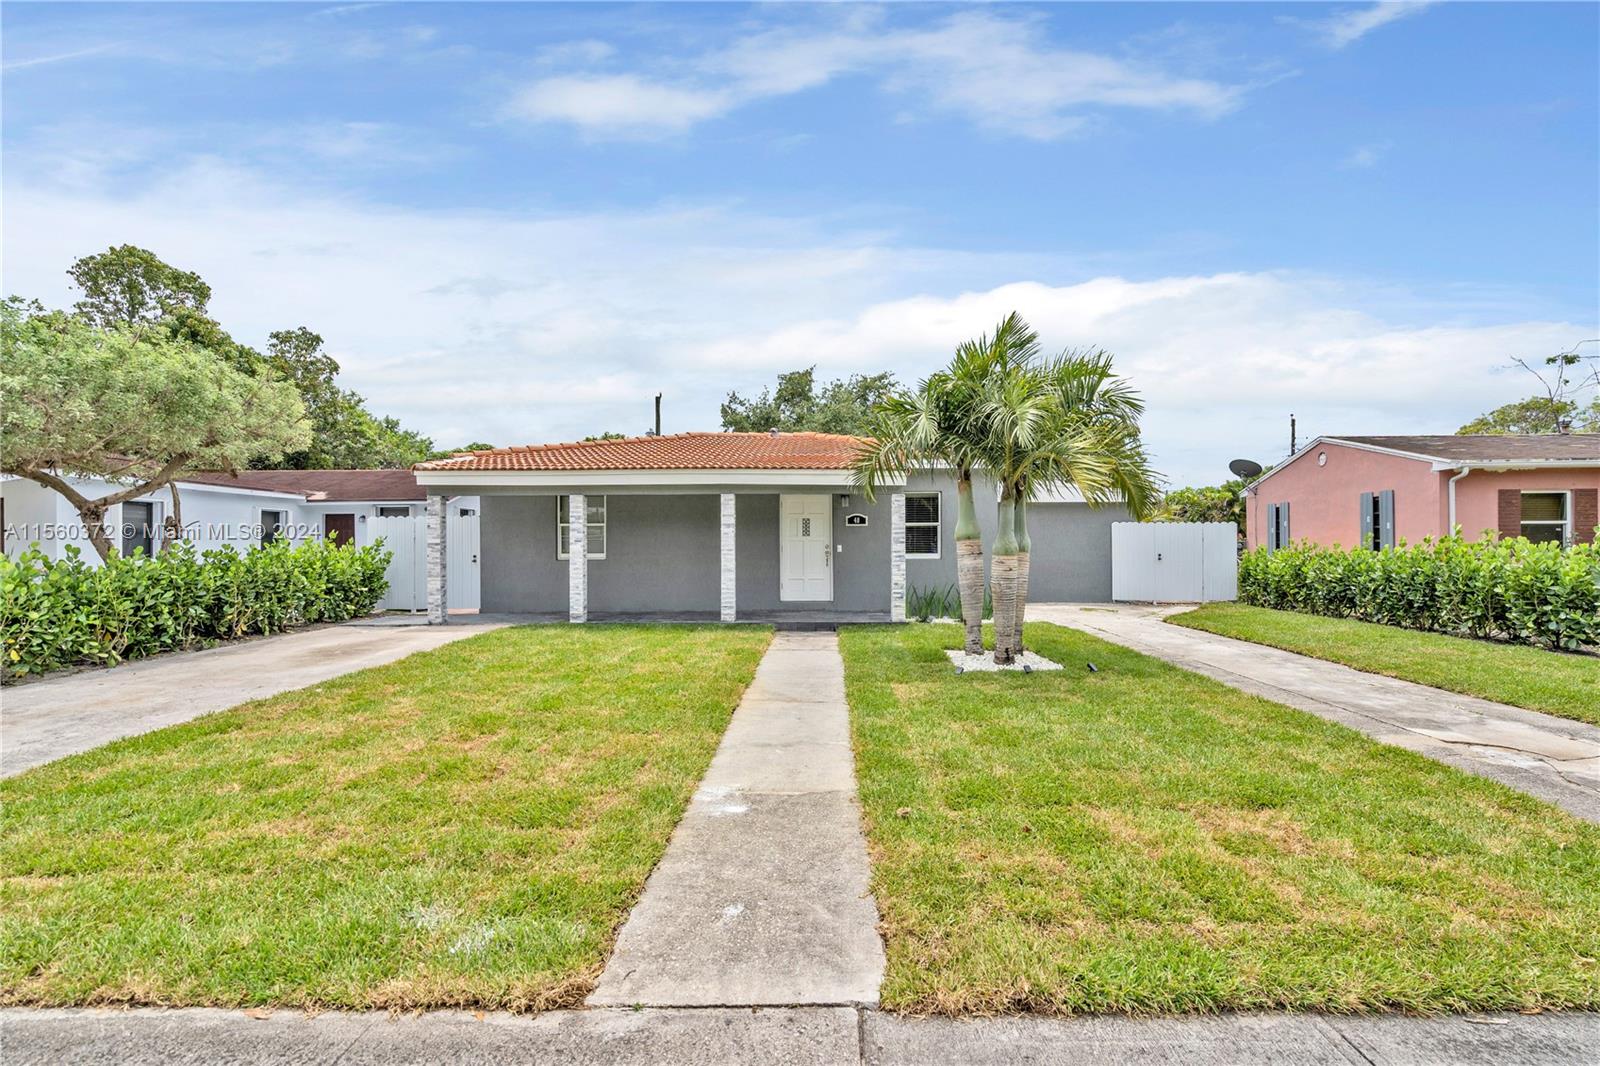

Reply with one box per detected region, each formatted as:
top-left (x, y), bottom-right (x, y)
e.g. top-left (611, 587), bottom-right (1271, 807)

top-left (945, 649), bottom-right (1063, 673)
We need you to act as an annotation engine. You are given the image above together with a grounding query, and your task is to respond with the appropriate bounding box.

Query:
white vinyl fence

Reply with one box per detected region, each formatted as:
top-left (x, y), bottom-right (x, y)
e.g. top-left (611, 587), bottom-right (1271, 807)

top-left (1111, 522), bottom-right (1237, 603)
top-left (371, 509), bottom-right (480, 612)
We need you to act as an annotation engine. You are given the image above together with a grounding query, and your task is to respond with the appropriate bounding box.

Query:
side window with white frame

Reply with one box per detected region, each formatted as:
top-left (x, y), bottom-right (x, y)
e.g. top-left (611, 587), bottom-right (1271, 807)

top-left (1520, 491), bottom-right (1569, 545)
top-left (904, 492), bottom-right (941, 557)
top-left (260, 509), bottom-right (287, 546)
top-left (376, 505), bottom-right (411, 518)
top-left (557, 495), bottom-right (607, 558)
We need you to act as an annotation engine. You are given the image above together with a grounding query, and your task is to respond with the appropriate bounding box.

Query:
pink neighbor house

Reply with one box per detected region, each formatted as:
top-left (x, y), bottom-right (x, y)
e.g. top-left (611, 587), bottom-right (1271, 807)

top-left (1244, 434), bottom-right (1600, 552)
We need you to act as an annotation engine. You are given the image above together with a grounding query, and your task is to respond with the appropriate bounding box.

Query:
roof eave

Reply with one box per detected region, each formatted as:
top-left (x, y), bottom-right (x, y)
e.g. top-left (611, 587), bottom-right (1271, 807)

top-left (414, 468), bottom-right (891, 489)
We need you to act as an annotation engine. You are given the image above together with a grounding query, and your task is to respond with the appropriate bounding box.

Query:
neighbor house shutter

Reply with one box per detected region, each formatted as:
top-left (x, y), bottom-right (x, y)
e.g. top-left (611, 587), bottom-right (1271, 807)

top-left (1379, 489), bottom-right (1396, 550)
top-left (1359, 492), bottom-right (1374, 550)
top-left (1575, 489), bottom-right (1598, 545)
top-left (1277, 501), bottom-right (1290, 550)
top-left (1497, 489), bottom-right (1521, 539)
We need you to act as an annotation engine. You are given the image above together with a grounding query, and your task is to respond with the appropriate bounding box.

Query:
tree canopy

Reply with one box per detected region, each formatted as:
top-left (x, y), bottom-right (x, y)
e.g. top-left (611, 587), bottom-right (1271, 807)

top-left (0, 299), bottom-right (310, 559)
top-left (68, 244), bottom-right (212, 329)
top-left (62, 246), bottom-right (441, 469)
top-left (1457, 395), bottom-right (1599, 435)
top-left (721, 367), bottom-right (897, 436)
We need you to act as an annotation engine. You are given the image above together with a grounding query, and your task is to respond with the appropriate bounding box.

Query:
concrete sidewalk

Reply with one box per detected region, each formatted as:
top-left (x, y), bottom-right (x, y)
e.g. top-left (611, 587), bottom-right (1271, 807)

top-left (1032, 604), bottom-right (1600, 823)
top-left (4, 1005), bottom-right (1595, 1065)
top-left (1, 619), bottom-right (506, 778)
top-left (587, 630), bottom-right (885, 1007)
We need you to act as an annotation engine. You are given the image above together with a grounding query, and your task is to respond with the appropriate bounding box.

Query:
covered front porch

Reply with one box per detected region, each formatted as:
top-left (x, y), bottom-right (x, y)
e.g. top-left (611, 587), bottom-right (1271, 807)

top-left (416, 483), bottom-right (908, 625)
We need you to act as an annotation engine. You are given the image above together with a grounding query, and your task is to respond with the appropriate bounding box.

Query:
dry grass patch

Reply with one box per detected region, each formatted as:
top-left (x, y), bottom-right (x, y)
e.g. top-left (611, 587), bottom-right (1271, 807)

top-left (1, 624), bottom-right (770, 1010)
top-left (842, 622), bottom-right (1600, 1016)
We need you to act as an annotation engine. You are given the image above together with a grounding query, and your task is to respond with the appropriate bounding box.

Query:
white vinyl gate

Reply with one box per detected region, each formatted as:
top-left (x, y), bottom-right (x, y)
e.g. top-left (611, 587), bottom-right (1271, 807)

top-left (371, 508), bottom-right (480, 612)
top-left (1111, 522), bottom-right (1237, 603)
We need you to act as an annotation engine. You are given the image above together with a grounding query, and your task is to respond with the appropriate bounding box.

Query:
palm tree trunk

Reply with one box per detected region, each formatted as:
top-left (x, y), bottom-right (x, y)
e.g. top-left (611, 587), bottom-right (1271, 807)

top-left (954, 473), bottom-right (984, 654)
top-left (1012, 494), bottom-right (1030, 656)
top-left (991, 486), bottom-right (1021, 665)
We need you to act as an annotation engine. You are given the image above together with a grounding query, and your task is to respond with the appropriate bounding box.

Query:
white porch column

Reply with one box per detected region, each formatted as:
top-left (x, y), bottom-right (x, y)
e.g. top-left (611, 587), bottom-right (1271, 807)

top-left (890, 492), bottom-right (906, 623)
top-left (426, 494), bottom-right (448, 624)
top-left (568, 493), bottom-right (587, 623)
top-left (720, 493), bottom-right (737, 622)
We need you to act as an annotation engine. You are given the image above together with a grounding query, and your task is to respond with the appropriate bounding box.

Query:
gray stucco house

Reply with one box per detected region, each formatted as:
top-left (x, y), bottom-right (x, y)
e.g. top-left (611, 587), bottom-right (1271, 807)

top-left (412, 431), bottom-right (1129, 623)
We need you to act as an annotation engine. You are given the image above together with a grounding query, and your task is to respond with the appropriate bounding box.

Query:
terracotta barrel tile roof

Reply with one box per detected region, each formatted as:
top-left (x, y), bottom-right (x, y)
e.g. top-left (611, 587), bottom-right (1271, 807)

top-left (415, 432), bottom-right (868, 472)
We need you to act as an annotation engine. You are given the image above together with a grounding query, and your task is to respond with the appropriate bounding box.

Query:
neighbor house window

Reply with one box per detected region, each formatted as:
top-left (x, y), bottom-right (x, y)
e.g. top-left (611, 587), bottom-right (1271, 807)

top-left (905, 493), bottom-right (941, 557)
top-left (557, 496), bottom-right (607, 559)
top-left (1520, 492), bottom-right (1570, 545)
top-left (1266, 502), bottom-right (1290, 552)
top-left (122, 501), bottom-right (157, 557)
top-left (376, 506), bottom-right (411, 518)
top-left (260, 509), bottom-right (287, 546)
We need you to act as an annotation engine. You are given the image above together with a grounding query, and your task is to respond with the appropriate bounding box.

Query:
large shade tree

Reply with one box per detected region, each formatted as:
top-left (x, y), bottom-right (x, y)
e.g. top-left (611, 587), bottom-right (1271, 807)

top-left (0, 301), bottom-right (309, 560)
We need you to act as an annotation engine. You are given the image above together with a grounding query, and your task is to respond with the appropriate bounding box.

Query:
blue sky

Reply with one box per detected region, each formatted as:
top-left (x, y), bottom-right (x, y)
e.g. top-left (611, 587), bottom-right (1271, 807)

top-left (4, 2), bottom-right (1596, 485)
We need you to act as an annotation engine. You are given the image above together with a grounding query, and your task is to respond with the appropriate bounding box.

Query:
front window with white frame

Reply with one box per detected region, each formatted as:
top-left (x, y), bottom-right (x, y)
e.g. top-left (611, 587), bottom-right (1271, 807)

top-left (260, 509), bottom-right (288, 546)
top-left (1520, 491), bottom-right (1570, 545)
top-left (905, 492), bottom-right (940, 557)
top-left (558, 496), bottom-right (607, 558)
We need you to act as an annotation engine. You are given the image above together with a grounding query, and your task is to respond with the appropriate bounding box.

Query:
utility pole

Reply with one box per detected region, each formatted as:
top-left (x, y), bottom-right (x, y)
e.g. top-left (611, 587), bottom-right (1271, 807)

top-left (654, 393), bottom-right (662, 437)
top-left (1289, 413), bottom-right (1297, 455)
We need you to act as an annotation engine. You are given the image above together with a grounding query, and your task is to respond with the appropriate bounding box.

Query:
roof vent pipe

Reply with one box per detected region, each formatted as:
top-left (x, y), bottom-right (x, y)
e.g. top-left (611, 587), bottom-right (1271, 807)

top-left (768, 428), bottom-right (780, 437)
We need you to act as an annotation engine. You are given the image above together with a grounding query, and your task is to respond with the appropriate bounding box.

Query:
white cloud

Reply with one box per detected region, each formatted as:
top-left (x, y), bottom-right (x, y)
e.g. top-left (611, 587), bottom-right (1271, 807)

top-left (511, 12), bottom-right (1244, 141)
top-left (507, 75), bottom-right (733, 138)
top-left (1341, 141), bottom-right (1390, 169)
top-left (1303, 2), bottom-right (1437, 50)
top-left (1, 43), bottom-right (119, 72)
top-left (3, 159), bottom-right (1584, 486)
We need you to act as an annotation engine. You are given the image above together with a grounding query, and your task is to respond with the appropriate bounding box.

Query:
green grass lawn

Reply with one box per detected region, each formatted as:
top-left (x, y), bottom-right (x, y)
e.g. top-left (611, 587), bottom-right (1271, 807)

top-left (841, 621), bottom-right (1600, 1016)
top-left (1169, 603), bottom-right (1600, 727)
top-left (0, 624), bottom-right (770, 1011)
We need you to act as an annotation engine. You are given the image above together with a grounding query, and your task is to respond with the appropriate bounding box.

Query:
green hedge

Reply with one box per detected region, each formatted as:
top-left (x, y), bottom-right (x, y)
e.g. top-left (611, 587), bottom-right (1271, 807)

top-left (2, 539), bottom-right (392, 679)
top-left (1239, 535), bottom-right (1600, 650)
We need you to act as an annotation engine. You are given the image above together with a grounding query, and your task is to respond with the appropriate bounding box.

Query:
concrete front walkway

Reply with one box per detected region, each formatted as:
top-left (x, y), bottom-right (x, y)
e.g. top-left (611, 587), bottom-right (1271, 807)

top-left (587, 630), bottom-right (886, 1007)
top-left (1033, 604), bottom-right (1600, 823)
top-left (4, 1006), bottom-right (1595, 1065)
top-left (1, 619), bottom-right (505, 778)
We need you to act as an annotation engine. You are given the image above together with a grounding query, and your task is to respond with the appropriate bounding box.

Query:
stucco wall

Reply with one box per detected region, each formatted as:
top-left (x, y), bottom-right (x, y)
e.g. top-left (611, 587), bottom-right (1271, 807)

top-left (1245, 444), bottom-right (1445, 549)
top-left (1454, 468), bottom-right (1600, 541)
top-left (1245, 441), bottom-right (1600, 548)
top-left (474, 474), bottom-right (1128, 614)
top-left (902, 472), bottom-right (1129, 602)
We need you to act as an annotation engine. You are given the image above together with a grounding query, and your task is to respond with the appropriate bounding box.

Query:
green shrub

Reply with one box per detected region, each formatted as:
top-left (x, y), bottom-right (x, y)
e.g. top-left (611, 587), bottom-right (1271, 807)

top-left (1239, 534), bottom-right (1600, 650)
top-left (906, 583), bottom-right (994, 623)
top-left (1, 538), bottom-right (391, 679)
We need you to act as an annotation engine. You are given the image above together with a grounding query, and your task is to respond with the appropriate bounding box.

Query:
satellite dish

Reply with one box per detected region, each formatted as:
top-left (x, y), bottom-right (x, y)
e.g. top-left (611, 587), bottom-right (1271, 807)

top-left (1229, 458), bottom-right (1264, 480)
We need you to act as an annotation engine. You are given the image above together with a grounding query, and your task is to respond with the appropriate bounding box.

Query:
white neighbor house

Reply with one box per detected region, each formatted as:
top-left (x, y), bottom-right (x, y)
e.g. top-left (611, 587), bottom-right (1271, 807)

top-left (1, 469), bottom-right (480, 612)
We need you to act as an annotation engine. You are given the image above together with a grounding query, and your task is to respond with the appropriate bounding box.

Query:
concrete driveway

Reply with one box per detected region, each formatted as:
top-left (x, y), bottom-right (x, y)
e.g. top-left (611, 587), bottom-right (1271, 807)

top-left (1, 619), bottom-right (506, 778)
top-left (1033, 603), bottom-right (1600, 823)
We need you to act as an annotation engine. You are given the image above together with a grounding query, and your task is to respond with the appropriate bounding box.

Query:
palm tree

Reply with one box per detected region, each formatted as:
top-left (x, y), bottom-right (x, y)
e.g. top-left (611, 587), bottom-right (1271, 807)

top-left (854, 374), bottom-right (988, 654)
top-left (974, 346), bottom-right (1159, 664)
top-left (1002, 351), bottom-right (1159, 655)
top-left (855, 314), bottom-right (1043, 653)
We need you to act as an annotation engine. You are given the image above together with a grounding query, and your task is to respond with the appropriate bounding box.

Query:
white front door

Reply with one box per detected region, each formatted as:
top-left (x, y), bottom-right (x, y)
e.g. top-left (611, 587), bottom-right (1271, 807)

top-left (779, 494), bottom-right (833, 601)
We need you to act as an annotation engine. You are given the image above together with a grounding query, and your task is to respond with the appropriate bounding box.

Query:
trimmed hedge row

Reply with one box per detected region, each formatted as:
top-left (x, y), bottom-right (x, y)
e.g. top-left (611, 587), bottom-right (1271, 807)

top-left (1, 539), bottom-right (391, 679)
top-left (1239, 535), bottom-right (1600, 650)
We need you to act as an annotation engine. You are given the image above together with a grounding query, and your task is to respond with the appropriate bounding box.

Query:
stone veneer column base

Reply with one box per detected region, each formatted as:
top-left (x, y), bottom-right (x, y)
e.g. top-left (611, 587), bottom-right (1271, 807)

top-left (889, 492), bottom-right (906, 623)
top-left (426, 495), bottom-right (448, 624)
top-left (568, 493), bottom-right (587, 623)
top-left (720, 493), bottom-right (737, 622)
